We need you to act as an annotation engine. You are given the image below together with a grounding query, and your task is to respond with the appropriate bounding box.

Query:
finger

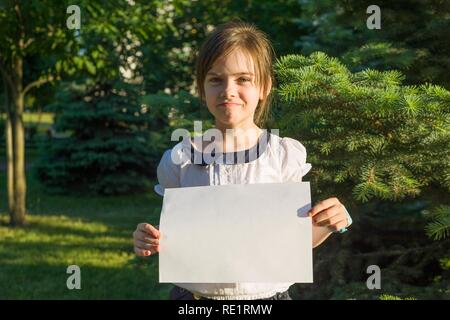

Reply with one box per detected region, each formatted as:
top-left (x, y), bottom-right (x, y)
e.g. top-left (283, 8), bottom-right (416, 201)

top-left (147, 245), bottom-right (159, 255)
top-left (137, 223), bottom-right (160, 238)
top-left (134, 230), bottom-right (158, 242)
top-left (135, 244), bottom-right (158, 256)
top-left (308, 197), bottom-right (340, 217)
top-left (328, 219), bottom-right (349, 232)
top-left (137, 223), bottom-right (148, 232)
top-left (313, 205), bottom-right (343, 224)
top-left (136, 239), bottom-right (159, 249)
top-left (134, 247), bottom-right (151, 257)
top-left (315, 214), bottom-right (344, 227)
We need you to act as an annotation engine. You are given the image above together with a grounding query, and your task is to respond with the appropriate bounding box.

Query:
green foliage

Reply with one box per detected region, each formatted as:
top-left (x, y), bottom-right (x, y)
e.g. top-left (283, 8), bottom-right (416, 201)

top-left (141, 90), bottom-right (213, 133)
top-left (379, 294), bottom-right (416, 300)
top-left (71, 0), bottom-right (174, 84)
top-left (342, 42), bottom-right (417, 72)
top-left (35, 81), bottom-right (159, 195)
top-left (275, 53), bottom-right (449, 299)
top-left (35, 81), bottom-right (210, 195)
top-left (292, 200), bottom-right (450, 300)
top-left (426, 206), bottom-right (450, 241)
top-left (0, 0), bottom-right (181, 108)
top-left (294, 0), bottom-right (450, 89)
top-left (274, 52), bottom-right (450, 204)
top-left (137, 0), bottom-right (307, 93)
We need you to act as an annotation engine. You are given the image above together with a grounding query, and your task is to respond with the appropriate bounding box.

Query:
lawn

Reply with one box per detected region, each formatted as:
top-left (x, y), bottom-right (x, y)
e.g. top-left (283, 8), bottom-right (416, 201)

top-left (1, 112), bottom-right (54, 134)
top-left (0, 112), bottom-right (54, 124)
top-left (0, 169), bottom-right (172, 299)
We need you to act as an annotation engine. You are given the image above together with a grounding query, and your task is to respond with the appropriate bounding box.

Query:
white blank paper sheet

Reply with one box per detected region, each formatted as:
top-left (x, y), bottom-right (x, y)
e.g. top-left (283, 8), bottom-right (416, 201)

top-left (159, 182), bottom-right (313, 283)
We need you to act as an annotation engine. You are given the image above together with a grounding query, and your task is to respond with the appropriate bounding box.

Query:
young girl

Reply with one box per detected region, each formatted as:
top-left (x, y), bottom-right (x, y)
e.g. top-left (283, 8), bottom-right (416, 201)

top-left (133, 21), bottom-right (352, 300)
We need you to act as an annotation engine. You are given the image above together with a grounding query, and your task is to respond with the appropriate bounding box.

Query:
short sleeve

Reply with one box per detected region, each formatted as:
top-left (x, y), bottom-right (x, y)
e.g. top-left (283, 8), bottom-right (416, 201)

top-left (279, 137), bottom-right (312, 182)
top-left (153, 149), bottom-right (181, 197)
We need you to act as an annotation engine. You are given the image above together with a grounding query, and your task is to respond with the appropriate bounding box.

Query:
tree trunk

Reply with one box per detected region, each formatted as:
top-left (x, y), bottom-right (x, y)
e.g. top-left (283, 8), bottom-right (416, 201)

top-left (3, 74), bottom-right (15, 215)
top-left (9, 57), bottom-right (27, 227)
top-left (6, 116), bottom-right (15, 214)
top-left (10, 109), bottom-right (27, 226)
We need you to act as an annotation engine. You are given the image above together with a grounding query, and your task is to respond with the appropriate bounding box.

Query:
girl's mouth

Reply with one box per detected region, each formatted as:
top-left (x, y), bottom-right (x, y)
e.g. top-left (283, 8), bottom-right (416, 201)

top-left (218, 103), bottom-right (241, 107)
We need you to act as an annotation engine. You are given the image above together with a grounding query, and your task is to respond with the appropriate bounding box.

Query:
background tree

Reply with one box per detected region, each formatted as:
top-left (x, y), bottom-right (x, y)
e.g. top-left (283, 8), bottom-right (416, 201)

top-left (0, 0), bottom-right (77, 225)
top-left (36, 81), bottom-right (157, 194)
top-left (274, 52), bottom-right (449, 204)
top-left (294, 0), bottom-right (450, 88)
top-left (426, 205), bottom-right (450, 241)
top-left (0, 0), bottom-right (172, 224)
top-left (36, 86), bottom-right (212, 195)
top-left (139, 0), bottom-right (307, 94)
top-left (273, 52), bottom-right (450, 299)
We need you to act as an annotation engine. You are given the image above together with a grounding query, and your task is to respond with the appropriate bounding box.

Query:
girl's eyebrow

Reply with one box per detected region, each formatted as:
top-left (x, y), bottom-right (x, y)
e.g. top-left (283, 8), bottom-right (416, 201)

top-left (206, 72), bottom-right (254, 76)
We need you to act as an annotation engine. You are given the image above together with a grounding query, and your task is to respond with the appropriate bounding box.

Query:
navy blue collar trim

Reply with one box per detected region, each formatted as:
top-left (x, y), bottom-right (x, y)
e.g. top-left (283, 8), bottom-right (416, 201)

top-left (190, 129), bottom-right (271, 166)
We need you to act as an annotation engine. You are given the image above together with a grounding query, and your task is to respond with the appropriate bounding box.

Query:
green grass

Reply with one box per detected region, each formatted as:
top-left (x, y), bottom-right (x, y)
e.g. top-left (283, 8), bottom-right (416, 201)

top-left (0, 112), bottom-right (54, 124)
top-left (0, 112), bottom-right (54, 135)
top-left (0, 169), bottom-right (172, 299)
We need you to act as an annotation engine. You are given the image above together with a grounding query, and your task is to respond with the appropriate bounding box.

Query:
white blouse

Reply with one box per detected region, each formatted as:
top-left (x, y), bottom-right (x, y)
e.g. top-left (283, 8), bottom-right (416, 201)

top-left (154, 130), bottom-right (313, 300)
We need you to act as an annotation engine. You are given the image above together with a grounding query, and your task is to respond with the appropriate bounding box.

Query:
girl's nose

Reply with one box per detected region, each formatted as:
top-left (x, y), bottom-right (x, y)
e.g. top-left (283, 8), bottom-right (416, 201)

top-left (220, 80), bottom-right (237, 98)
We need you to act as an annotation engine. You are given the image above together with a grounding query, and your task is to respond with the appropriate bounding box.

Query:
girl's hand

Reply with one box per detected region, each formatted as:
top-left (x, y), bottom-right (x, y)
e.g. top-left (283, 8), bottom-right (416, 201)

top-left (308, 197), bottom-right (349, 233)
top-left (133, 223), bottom-right (160, 256)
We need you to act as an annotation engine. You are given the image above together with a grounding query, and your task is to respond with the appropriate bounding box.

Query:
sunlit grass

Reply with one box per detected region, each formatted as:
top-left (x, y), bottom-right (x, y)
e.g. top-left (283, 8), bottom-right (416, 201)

top-left (0, 169), bottom-right (171, 299)
top-left (1, 112), bottom-right (54, 135)
top-left (0, 112), bottom-right (54, 124)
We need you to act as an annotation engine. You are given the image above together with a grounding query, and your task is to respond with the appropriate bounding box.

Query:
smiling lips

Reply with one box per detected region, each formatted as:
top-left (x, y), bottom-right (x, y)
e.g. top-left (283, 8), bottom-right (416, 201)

top-left (218, 102), bottom-right (242, 107)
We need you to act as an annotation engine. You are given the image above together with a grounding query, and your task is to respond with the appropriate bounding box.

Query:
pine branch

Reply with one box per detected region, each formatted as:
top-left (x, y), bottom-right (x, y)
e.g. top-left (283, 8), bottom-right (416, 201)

top-left (274, 52), bottom-right (450, 204)
top-left (426, 205), bottom-right (450, 241)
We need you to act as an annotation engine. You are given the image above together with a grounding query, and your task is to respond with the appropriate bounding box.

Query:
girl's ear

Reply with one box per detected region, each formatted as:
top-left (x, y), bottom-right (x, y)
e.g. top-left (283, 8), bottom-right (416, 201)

top-left (259, 77), bottom-right (272, 100)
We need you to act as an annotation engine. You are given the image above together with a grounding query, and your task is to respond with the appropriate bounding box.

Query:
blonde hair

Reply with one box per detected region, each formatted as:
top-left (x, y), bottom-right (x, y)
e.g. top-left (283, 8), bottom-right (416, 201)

top-left (195, 20), bottom-right (275, 127)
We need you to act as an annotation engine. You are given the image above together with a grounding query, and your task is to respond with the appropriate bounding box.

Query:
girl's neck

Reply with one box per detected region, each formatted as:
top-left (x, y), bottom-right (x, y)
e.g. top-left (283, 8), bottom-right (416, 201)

top-left (214, 121), bottom-right (263, 153)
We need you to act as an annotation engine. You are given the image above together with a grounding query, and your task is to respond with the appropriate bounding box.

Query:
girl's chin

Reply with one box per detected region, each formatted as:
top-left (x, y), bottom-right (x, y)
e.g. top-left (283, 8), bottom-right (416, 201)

top-left (217, 111), bottom-right (237, 120)
top-left (213, 110), bottom-right (255, 127)
top-left (217, 118), bottom-right (251, 128)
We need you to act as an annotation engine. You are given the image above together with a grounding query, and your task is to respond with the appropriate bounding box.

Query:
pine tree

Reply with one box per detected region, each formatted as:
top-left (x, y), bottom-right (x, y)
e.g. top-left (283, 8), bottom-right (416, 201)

top-left (36, 80), bottom-right (159, 195)
top-left (35, 81), bottom-right (211, 195)
top-left (425, 205), bottom-right (450, 241)
top-left (273, 52), bottom-right (450, 206)
top-left (273, 52), bottom-right (450, 299)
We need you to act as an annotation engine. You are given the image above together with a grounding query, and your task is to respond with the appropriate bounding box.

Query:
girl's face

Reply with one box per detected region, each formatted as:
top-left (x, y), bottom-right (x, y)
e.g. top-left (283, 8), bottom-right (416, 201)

top-left (204, 49), bottom-right (268, 129)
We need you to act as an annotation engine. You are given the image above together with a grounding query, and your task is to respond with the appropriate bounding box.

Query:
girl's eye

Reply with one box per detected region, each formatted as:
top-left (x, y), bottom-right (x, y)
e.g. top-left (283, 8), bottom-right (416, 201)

top-left (207, 77), bottom-right (251, 84)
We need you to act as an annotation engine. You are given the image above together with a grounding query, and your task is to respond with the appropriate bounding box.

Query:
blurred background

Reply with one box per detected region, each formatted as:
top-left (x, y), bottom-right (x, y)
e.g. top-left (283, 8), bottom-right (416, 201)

top-left (0, 0), bottom-right (449, 299)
